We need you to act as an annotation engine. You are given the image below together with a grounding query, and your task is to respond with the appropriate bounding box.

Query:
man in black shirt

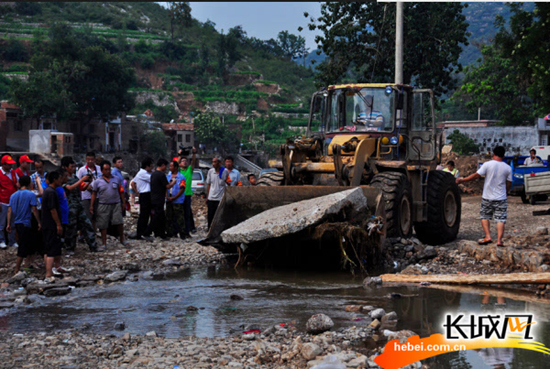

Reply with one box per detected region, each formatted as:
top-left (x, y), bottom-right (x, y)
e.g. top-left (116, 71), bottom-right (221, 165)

top-left (42, 171), bottom-right (64, 282)
top-left (146, 158), bottom-right (177, 239)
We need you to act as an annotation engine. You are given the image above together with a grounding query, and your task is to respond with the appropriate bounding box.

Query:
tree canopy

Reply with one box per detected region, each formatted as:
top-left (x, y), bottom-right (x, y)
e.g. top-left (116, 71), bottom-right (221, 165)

top-left (9, 24), bottom-right (135, 127)
top-left (306, 2), bottom-right (469, 97)
top-left (457, 3), bottom-right (550, 124)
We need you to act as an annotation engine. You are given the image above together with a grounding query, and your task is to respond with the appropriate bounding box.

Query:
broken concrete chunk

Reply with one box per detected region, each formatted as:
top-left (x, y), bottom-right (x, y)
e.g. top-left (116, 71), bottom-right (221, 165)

top-left (221, 188), bottom-right (367, 244)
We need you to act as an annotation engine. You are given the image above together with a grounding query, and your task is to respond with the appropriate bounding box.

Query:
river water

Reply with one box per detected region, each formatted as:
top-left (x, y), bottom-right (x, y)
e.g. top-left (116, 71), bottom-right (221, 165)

top-left (1, 265), bottom-right (550, 368)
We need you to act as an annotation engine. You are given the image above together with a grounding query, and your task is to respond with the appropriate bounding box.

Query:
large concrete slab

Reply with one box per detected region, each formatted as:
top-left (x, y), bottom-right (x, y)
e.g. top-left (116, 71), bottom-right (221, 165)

top-left (221, 187), bottom-right (368, 244)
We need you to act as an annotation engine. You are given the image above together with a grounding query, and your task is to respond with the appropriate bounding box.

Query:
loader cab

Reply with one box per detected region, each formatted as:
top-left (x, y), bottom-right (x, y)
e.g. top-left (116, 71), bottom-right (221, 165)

top-left (307, 84), bottom-right (437, 162)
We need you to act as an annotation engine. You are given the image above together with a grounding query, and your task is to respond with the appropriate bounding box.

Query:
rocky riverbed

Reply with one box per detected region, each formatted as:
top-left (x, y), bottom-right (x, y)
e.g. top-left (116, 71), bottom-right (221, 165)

top-left (0, 308), bottom-right (421, 369)
top-left (1, 193), bottom-right (550, 368)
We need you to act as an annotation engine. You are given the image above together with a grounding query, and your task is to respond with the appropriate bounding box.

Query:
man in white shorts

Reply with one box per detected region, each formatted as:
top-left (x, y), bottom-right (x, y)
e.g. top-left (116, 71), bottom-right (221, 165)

top-left (457, 146), bottom-right (512, 247)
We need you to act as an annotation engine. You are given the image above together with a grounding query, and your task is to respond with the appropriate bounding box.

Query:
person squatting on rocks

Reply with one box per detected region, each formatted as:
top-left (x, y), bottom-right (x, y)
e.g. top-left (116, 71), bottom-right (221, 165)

top-left (206, 156), bottom-right (229, 229)
top-left (61, 156), bottom-right (97, 253)
top-left (6, 175), bottom-right (41, 274)
top-left (457, 146), bottom-right (512, 247)
top-left (146, 158), bottom-right (178, 240)
top-left (166, 159), bottom-right (189, 240)
top-left (77, 152), bottom-right (101, 231)
top-left (131, 157), bottom-right (154, 241)
top-left (90, 160), bottom-right (128, 250)
top-left (0, 154), bottom-right (19, 248)
top-left (178, 147), bottom-right (197, 235)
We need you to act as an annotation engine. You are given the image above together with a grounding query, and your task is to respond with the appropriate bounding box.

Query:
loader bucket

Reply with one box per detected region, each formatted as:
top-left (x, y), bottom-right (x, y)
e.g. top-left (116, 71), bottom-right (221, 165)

top-left (204, 185), bottom-right (385, 245)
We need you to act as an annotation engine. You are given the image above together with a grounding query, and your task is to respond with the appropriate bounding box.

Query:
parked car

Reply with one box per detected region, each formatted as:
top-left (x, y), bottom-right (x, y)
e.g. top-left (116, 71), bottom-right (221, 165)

top-left (480, 156), bottom-right (550, 203)
top-left (192, 169), bottom-right (206, 196)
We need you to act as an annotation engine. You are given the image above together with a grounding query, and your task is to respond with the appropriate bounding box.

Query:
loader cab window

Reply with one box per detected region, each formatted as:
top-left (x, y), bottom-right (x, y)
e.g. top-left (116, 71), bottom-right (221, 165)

top-left (328, 90), bottom-right (344, 132)
top-left (412, 91), bottom-right (433, 131)
top-left (342, 88), bottom-right (394, 132)
top-left (309, 93), bottom-right (325, 133)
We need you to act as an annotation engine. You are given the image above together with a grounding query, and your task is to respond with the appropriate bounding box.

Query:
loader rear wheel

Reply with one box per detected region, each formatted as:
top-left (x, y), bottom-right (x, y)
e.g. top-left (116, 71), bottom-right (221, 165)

top-left (257, 171), bottom-right (284, 186)
top-left (414, 171), bottom-right (461, 245)
top-left (370, 172), bottom-right (413, 239)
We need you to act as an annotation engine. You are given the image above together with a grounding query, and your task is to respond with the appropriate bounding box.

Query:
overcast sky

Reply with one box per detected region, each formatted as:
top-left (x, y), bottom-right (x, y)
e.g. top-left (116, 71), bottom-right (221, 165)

top-left (180, 2), bottom-right (323, 50)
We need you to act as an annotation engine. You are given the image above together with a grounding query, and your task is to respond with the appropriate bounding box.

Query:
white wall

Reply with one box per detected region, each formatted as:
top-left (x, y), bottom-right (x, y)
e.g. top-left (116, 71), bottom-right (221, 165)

top-left (444, 126), bottom-right (539, 156)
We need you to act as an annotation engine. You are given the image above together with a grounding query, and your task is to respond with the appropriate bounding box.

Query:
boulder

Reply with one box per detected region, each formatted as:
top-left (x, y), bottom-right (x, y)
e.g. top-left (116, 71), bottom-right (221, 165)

top-left (43, 287), bottom-right (71, 297)
top-left (301, 343), bottom-right (322, 360)
top-left (306, 314), bottom-right (334, 334)
top-left (363, 277), bottom-right (382, 288)
top-left (104, 271), bottom-right (128, 283)
top-left (114, 322), bottom-right (125, 331)
top-left (221, 188), bottom-right (367, 244)
top-left (369, 308), bottom-right (386, 320)
top-left (6, 272), bottom-right (27, 284)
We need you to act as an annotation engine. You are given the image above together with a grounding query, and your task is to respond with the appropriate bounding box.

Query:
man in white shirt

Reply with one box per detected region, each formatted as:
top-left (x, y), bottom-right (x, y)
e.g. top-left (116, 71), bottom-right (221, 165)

top-left (76, 152), bottom-right (101, 229)
top-left (205, 157), bottom-right (229, 229)
top-left (523, 149), bottom-right (542, 166)
top-left (457, 146), bottom-right (512, 247)
top-left (131, 157), bottom-right (154, 241)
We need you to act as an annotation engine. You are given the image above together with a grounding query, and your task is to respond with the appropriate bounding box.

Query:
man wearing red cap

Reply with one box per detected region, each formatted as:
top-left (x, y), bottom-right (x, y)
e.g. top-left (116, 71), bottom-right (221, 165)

top-left (15, 155), bottom-right (33, 178)
top-left (0, 154), bottom-right (19, 248)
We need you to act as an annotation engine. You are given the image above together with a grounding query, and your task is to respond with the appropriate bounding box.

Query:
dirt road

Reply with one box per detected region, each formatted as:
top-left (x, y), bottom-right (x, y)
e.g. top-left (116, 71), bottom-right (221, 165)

top-left (457, 195), bottom-right (550, 242)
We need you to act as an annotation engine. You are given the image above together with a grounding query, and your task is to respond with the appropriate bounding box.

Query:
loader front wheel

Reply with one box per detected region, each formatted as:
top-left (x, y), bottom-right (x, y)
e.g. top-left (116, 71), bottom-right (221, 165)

top-left (257, 171), bottom-right (284, 186)
top-left (371, 172), bottom-right (413, 239)
top-left (414, 171), bottom-right (461, 245)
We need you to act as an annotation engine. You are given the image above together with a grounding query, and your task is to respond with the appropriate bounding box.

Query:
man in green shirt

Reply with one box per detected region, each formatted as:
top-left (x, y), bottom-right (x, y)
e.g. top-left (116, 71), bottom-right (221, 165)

top-left (179, 147), bottom-right (197, 234)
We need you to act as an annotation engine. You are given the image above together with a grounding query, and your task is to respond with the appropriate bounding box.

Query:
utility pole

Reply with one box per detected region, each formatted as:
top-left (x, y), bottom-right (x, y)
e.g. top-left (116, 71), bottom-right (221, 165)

top-left (395, 1), bottom-right (403, 84)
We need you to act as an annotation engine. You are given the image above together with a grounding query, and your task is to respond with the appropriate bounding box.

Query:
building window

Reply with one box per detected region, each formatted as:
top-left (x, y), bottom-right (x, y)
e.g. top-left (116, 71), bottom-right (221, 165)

top-left (177, 134), bottom-right (183, 143)
top-left (88, 124), bottom-right (95, 134)
top-left (43, 122), bottom-right (53, 130)
top-left (186, 134), bottom-right (191, 143)
top-left (6, 112), bottom-right (18, 119)
top-left (14, 121), bottom-right (23, 131)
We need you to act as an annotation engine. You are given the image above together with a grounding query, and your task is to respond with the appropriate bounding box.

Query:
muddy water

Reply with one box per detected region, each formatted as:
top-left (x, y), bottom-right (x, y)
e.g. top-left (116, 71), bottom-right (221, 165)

top-left (2, 266), bottom-right (550, 368)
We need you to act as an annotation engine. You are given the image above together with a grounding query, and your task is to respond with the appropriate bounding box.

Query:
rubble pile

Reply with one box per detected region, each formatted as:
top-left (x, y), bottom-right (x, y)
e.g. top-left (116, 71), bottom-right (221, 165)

top-left (442, 151), bottom-right (483, 195)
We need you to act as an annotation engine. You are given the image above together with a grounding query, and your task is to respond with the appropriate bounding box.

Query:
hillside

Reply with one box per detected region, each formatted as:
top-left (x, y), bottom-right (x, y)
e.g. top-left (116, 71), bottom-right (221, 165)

top-left (0, 1), bottom-right (317, 153)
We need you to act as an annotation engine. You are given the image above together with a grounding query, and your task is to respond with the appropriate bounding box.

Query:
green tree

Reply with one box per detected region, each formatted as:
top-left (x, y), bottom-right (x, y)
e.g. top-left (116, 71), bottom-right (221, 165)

top-left (10, 26), bottom-right (136, 134)
top-left (0, 74), bottom-right (11, 101)
top-left (194, 112), bottom-right (237, 154)
top-left (1, 38), bottom-right (30, 62)
top-left (9, 60), bottom-right (85, 127)
top-left (169, 2), bottom-right (192, 40)
top-left (493, 3), bottom-right (550, 118)
top-left (456, 44), bottom-right (532, 125)
top-left (306, 2), bottom-right (469, 97)
top-left (447, 129), bottom-right (479, 155)
top-left (141, 130), bottom-right (168, 157)
top-left (276, 30), bottom-right (307, 61)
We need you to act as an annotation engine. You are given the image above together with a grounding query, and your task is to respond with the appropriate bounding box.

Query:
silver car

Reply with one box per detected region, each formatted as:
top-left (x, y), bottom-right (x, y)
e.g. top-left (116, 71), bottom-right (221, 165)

top-left (192, 169), bottom-right (206, 196)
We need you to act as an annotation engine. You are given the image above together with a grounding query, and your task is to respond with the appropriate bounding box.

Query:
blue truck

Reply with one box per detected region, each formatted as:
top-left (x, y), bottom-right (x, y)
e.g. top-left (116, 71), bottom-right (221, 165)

top-left (478, 155), bottom-right (550, 203)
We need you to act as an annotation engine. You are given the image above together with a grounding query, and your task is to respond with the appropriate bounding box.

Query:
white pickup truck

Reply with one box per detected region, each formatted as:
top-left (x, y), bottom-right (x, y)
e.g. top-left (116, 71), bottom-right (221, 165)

top-left (524, 170), bottom-right (550, 205)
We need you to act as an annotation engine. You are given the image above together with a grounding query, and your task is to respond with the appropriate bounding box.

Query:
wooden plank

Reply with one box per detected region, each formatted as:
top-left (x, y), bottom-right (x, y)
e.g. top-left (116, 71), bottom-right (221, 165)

top-left (380, 272), bottom-right (550, 285)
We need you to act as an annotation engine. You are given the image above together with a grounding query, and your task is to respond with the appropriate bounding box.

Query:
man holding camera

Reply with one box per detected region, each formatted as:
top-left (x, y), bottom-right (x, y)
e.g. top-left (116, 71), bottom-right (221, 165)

top-left (62, 156), bottom-right (98, 252)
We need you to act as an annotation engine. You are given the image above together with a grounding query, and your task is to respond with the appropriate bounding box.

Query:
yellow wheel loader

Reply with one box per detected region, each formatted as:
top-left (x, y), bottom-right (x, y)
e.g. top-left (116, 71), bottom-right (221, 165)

top-left (258, 83), bottom-right (461, 245)
top-left (205, 83), bottom-right (460, 269)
